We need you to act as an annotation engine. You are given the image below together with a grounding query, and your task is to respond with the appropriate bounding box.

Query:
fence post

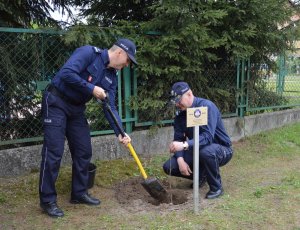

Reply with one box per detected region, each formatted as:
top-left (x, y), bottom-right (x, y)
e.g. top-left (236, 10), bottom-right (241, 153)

top-left (277, 54), bottom-right (286, 95)
top-left (237, 59), bottom-right (247, 117)
top-left (117, 70), bottom-right (122, 117)
top-left (133, 67), bottom-right (138, 125)
top-left (123, 66), bottom-right (132, 134)
top-left (246, 59), bottom-right (250, 111)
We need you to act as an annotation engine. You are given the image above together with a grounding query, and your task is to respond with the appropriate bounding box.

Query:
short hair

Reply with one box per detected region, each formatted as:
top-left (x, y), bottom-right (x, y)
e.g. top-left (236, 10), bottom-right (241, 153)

top-left (109, 44), bottom-right (121, 52)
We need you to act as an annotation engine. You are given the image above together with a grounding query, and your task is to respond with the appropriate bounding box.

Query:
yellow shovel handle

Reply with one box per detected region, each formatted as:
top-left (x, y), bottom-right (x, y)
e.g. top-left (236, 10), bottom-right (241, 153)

top-left (100, 99), bottom-right (148, 180)
top-left (127, 143), bottom-right (148, 179)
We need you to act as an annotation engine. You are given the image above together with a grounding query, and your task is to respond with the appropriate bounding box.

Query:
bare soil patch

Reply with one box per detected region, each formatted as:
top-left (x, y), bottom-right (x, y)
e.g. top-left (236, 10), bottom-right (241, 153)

top-left (115, 177), bottom-right (188, 205)
top-left (112, 176), bottom-right (212, 213)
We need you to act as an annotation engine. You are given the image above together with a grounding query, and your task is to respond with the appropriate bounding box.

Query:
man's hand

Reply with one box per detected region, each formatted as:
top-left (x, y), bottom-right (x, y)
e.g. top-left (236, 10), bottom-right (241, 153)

top-left (118, 133), bottom-right (131, 146)
top-left (92, 86), bottom-right (106, 100)
top-left (169, 141), bottom-right (184, 153)
top-left (177, 157), bottom-right (192, 176)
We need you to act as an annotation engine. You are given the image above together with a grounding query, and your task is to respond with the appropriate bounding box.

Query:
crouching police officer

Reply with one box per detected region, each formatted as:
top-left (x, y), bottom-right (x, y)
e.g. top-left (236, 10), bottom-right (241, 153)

top-left (163, 82), bottom-right (233, 199)
top-left (39, 38), bottom-right (137, 218)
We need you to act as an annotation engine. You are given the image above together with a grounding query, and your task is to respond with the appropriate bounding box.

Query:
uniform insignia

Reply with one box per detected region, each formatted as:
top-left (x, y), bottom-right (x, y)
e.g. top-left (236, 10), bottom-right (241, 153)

top-left (93, 47), bottom-right (101, 53)
top-left (105, 76), bottom-right (112, 84)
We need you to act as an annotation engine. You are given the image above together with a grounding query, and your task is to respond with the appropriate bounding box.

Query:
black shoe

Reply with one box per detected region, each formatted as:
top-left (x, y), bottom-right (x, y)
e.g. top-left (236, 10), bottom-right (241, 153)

top-left (70, 193), bottom-right (101, 206)
top-left (205, 188), bottom-right (224, 199)
top-left (40, 202), bottom-right (64, 218)
top-left (190, 176), bottom-right (207, 189)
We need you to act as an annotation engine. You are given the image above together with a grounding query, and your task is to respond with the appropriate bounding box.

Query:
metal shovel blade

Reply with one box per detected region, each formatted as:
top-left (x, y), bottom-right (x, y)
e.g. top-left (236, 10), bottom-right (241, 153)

top-left (141, 177), bottom-right (169, 201)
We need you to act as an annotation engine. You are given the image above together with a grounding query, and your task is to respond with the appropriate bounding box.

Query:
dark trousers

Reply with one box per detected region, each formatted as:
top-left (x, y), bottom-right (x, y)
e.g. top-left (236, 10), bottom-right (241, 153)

top-left (163, 143), bottom-right (233, 191)
top-left (39, 91), bottom-right (92, 203)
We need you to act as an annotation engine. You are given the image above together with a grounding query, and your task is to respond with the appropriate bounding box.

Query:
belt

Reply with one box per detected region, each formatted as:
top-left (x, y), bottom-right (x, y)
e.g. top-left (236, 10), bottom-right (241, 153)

top-left (46, 84), bottom-right (81, 105)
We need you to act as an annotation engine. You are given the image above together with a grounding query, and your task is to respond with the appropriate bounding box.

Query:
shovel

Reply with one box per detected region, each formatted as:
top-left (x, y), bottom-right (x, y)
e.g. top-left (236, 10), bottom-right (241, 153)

top-left (100, 98), bottom-right (168, 201)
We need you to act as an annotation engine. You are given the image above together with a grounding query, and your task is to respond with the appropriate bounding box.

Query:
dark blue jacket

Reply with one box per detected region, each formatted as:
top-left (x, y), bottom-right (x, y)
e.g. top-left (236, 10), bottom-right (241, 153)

top-left (51, 45), bottom-right (122, 136)
top-left (173, 97), bottom-right (231, 158)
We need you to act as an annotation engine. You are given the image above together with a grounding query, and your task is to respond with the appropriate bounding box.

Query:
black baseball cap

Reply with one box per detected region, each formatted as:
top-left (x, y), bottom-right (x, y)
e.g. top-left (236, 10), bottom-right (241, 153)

top-left (114, 38), bottom-right (138, 65)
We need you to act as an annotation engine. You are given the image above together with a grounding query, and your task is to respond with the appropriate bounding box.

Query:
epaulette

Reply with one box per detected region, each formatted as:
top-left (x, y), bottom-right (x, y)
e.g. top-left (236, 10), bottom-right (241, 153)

top-left (93, 47), bottom-right (101, 53)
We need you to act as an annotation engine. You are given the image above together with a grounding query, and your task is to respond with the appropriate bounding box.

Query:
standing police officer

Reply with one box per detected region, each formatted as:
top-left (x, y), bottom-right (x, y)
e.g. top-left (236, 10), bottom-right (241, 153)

top-left (39, 38), bottom-right (137, 217)
top-left (163, 82), bottom-right (233, 199)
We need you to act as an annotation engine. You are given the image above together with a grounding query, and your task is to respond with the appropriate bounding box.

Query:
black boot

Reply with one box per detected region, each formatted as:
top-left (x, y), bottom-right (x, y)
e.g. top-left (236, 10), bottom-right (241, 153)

top-left (40, 202), bottom-right (64, 218)
top-left (205, 188), bottom-right (224, 199)
top-left (70, 193), bottom-right (101, 206)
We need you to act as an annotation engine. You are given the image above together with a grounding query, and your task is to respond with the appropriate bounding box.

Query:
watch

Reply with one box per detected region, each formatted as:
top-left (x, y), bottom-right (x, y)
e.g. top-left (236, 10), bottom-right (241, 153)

top-left (183, 141), bottom-right (189, 150)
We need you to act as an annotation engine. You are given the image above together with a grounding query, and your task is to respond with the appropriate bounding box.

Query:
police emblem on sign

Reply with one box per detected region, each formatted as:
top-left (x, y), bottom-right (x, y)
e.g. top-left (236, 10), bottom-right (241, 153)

top-left (194, 109), bottom-right (201, 118)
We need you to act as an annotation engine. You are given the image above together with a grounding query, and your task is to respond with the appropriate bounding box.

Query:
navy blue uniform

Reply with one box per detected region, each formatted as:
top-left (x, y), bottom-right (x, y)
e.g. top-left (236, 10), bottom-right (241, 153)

top-left (163, 97), bottom-right (233, 191)
top-left (39, 46), bottom-right (123, 204)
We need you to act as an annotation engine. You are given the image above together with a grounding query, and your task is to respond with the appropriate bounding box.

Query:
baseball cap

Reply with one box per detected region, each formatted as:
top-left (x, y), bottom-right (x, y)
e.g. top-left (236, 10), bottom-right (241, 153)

top-left (170, 82), bottom-right (190, 103)
top-left (114, 38), bottom-right (138, 65)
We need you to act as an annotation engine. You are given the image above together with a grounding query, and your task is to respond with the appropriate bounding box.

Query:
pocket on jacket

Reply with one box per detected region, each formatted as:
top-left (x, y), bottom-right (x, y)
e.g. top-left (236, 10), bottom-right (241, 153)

top-left (87, 64), bottom-right (99, 84)
top-left (43, 115), bottom-right (63, 127)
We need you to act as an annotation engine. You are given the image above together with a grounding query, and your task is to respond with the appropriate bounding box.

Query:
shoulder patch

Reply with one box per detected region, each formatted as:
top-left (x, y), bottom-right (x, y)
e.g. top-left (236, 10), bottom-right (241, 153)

top-left (93, 47), bottom-right (101, 53)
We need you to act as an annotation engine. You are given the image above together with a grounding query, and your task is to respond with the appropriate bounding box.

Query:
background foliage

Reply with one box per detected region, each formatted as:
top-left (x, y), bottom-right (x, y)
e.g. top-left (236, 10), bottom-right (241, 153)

top-left (1, 0), bottom-right (300, 147)
top-left (53, 1), bottom-right (296, 116)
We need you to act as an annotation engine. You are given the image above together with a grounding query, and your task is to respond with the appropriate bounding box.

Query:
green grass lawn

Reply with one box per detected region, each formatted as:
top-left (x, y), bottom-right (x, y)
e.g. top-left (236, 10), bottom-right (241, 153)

top-left (0, 122), bottom-right (300, 230)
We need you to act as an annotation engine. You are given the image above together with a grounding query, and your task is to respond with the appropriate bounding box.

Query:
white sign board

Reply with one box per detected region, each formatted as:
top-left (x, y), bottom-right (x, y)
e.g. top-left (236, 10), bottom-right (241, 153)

top-left (186, 107), bottom-right (208, 127)
top-left (187, 106), bottom-right (208, 214)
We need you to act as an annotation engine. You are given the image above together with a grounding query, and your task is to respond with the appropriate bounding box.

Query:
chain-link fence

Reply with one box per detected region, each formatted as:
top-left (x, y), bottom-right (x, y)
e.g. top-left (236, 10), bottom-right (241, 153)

top-left (0, 29), bottom-right (70, 146)
top-left (244, 56), bottom-right (300, 114)
top-left (134, 60), bottom-right (239, 128)
top-left (0, 28), bottom-right (120, 147)
top-left (1, 28), bottom-right (299, 148)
